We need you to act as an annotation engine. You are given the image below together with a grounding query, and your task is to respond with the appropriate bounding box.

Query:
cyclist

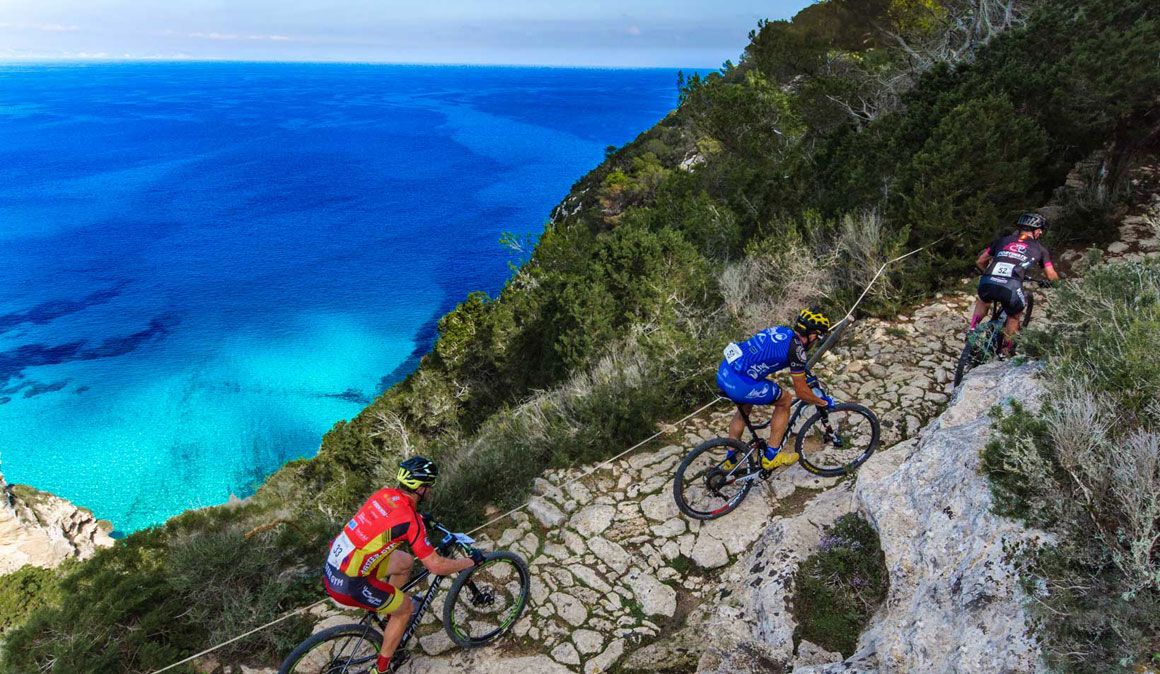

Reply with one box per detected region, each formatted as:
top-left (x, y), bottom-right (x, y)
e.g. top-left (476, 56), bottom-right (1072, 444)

top-left (969, 212), bottom-right (1060, 355)
top-left (322, 456), bottom-right (480, 674)
top-left (716, 307), bottom-right (836, 471)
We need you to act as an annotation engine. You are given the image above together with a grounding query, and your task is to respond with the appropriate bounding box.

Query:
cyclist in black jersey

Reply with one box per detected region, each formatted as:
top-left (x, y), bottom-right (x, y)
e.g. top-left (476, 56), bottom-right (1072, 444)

top-left (969, 212), bottom-right (1060, 355)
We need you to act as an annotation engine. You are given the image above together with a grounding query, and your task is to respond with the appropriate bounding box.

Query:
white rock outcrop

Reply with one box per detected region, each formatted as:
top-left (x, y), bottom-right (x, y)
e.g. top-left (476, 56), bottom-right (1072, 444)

top-left (847, 361), bottom-right (1050, 674)
top-left (701, 362), bottom-right (1050, 674)
top-left (0, 472), bottom-right (114, 573)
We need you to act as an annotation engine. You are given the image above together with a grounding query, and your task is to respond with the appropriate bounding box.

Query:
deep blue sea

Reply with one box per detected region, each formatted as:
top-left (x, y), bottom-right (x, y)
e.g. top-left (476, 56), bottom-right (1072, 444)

top-left (0, 62), bottom-right (681, 533)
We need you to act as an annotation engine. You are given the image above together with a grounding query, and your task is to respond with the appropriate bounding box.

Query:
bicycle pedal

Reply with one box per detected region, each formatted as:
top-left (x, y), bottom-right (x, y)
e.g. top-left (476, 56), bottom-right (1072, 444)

top-left (389, 652), bottom-right (412, 673)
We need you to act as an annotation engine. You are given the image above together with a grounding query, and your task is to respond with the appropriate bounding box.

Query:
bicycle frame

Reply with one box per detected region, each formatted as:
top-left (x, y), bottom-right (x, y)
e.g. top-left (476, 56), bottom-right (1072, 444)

top-left (727, 367), bottom-right (831, 477)
top-left (359, 566), bottom-right (444, 653)
top-left (362, 519), bottom-right (468, 649)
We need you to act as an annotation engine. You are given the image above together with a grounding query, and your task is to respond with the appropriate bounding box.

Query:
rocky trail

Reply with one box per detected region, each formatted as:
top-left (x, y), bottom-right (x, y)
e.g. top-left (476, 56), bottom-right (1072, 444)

top-left (291, 174), bottom-right (1160, 674)
top-left (297, 288), bottom-right (997, 674)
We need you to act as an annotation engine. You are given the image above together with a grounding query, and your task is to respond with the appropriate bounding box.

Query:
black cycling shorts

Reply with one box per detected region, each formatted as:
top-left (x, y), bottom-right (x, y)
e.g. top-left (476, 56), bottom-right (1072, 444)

top-left (978, 279), bottom-right (1026, 316)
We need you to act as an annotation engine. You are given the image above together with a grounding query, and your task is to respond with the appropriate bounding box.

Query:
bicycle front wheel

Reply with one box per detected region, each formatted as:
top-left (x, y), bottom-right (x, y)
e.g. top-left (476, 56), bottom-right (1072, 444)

top-left (672, 437), bottom-right (755, 520)
top-left (795, 403), bottom-right (880, 477)
top-left (443, 551), bottom-right (530, 648)
top-left (278, 622), bottom-right (382, 674)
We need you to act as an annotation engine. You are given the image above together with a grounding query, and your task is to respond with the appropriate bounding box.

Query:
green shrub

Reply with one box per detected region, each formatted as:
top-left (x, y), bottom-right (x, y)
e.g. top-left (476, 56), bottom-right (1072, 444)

top-left (982, 261), bottom-right (1160, 671)
top-left (0, 565), bottom-right (63, 633)
top-left (792, 514), bottom-right (888, 657)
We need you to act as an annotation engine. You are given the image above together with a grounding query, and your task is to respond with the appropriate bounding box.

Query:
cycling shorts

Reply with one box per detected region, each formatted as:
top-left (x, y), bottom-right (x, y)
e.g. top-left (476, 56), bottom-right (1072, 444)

top-left (978, 278), bottom-right (1026, 316)
top-left (717, 361), bottom-right (782, 405)
top-left (323, 558), bottom-right (407, 616)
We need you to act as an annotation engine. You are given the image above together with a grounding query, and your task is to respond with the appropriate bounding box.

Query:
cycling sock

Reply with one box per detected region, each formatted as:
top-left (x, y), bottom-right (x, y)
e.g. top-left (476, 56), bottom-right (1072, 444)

top-left (376, 654), bottom-right (390, 673)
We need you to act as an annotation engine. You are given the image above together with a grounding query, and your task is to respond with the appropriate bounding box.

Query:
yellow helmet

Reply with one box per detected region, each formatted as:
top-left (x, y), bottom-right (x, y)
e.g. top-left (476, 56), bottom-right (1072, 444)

top-left (795, 306), bottom-right (832, 335)
top-left (397, 456), bottom-right (439, 491)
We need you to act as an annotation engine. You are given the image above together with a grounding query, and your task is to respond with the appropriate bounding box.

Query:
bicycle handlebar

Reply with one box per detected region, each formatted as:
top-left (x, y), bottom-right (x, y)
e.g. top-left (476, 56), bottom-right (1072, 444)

top-left (422, 513), bottom-right (480, 557)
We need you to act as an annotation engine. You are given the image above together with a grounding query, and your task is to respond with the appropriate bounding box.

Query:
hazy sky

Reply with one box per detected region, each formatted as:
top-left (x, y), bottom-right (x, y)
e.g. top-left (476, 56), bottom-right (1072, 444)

top-left (0, 0), bottom-right (815, 67)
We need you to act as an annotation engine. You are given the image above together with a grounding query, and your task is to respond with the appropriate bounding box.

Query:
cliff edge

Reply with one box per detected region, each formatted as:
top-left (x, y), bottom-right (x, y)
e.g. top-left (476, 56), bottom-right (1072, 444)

top-left (0, 472), bottom-right (113, 574)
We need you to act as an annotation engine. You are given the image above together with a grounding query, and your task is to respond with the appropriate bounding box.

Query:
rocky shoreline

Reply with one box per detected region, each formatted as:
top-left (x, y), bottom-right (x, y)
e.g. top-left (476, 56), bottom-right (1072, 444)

top-left (0, 472), bottom-right (114, 574)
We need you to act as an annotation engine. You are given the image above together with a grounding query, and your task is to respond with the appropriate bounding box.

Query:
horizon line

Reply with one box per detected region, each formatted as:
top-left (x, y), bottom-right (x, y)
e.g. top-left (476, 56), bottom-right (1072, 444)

top-left (0, 55), bottom-right (723, 71)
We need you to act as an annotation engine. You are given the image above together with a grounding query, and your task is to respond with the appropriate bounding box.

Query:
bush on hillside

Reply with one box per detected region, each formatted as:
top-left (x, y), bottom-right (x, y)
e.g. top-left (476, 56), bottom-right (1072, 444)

top-left (791, 514), bottom-right (889, 657)
top-left (0, 565), bottom-right (63, 634)
top-left (982, 261), bottom-right (1160, 671)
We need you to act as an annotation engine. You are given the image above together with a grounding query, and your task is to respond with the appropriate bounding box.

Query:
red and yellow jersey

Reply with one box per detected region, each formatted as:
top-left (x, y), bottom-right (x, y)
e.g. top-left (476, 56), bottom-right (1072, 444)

top-left (326, 487), bottom-right (436, 578)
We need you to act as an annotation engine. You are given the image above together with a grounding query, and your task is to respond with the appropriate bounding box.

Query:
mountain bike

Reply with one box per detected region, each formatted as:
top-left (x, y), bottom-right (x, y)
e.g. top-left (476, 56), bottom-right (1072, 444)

top-left (672, 368), bottom-right (880, 520)
top-left (278, 517), bottom-right (530, 674)
top-left (953, 279), bottom-right (1046, 388)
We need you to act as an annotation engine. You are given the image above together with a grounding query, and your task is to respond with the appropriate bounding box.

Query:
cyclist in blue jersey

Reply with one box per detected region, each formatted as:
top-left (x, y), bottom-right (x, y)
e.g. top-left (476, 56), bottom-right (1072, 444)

top-left (716, 307), bottom-right (836, 470)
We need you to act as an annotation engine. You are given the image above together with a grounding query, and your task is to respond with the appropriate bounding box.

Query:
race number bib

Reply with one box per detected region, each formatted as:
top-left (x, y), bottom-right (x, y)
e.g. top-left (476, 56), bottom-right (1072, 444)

top-left (723, 342), bottom-right (743, 364)
top-left (327, 531), bottom-right (354, 567)
top-left (991, 262), bottom-right (1016, 278)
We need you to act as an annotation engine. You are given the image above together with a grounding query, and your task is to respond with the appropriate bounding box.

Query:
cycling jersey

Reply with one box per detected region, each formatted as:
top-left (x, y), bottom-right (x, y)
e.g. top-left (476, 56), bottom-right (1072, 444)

top-left (981, 234), bottom-right (1053, 287)
top-left (322, 487), bottom-right (435, 615)
top-left (327, 487), bottom-right (436, 576)
top-left (721, 326), bottom-right (808, 381)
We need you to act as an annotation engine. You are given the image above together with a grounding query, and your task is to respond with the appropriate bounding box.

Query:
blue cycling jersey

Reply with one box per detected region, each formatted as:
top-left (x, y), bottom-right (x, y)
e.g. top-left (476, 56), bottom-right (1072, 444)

top-left (722, 326), bottom-right (808, 380)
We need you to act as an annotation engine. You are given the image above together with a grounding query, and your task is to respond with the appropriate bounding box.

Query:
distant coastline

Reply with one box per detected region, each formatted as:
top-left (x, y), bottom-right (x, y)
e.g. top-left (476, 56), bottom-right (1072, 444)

top-left (0, 62), bottom-right (685, 531)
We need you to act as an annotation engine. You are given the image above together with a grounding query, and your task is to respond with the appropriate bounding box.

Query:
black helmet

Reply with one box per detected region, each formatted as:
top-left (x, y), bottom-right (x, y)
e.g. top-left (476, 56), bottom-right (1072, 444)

top-left (795, 306), bottom-right (832, 336)
top-left (397, 455), bottom-right (439, 490)
top-left (1016, 212), bottom-right (1047, 232)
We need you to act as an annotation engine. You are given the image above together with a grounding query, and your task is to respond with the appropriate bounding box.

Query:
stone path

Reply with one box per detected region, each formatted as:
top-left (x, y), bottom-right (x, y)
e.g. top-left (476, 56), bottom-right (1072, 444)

top-left (305, 291), bottom-right (985, 674)
top-left (221, 160), bottom-right (1160, 674)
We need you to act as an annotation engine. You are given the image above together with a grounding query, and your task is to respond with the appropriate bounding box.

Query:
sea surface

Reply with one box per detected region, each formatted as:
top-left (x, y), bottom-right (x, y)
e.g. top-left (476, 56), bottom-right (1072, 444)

top-left (0, 62), bottom-right (682, 533)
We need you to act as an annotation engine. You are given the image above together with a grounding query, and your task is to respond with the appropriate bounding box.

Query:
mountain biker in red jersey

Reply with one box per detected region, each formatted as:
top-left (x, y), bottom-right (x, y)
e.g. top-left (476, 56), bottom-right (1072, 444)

top-left (322, 456), bottom-right (478, 674)
top-left (969, 212), bottom-right (1060, 355)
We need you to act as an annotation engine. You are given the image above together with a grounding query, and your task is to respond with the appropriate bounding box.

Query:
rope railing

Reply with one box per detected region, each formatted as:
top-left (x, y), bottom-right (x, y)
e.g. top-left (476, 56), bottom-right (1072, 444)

top-left (150, 236), bottom-right (944, 673)
top-left (151, 396), bottom-right (731, 673)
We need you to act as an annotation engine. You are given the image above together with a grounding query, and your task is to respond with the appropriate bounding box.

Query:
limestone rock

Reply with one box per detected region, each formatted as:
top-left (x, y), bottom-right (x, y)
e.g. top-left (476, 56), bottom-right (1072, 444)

top-left (0, 474), bottom-right (114, 574)
top-left (689, 531), bottom-right (728, 569)
top-left (402, 653), bottom-right (572, 674)
top-left (551, 642), bottom-right (581, 666)
top-left (419, 630), bottom-right (454, 656)
top-left (528, 497), bottom-right (566, 528)
top-left (587, 537), bottom-right (631, 573)
top-left (852, 362), bottom-right (1049, 674)
top-left (639, 493), bottom-right (678, 522)
top-left (622, 638), bottom-right (700, 672)
top-left (794, 640), bottom-right (843, 667)
top-left (572, 628), bottom-right (604, 655)
top-left (571, 504), bottom-right (616, 537)
top-left (553, 592), bottom-right (589, 627)
top-left (625, 570), bottom-right (677, 618)
top-left (583, 639), bottom-right (625, 674)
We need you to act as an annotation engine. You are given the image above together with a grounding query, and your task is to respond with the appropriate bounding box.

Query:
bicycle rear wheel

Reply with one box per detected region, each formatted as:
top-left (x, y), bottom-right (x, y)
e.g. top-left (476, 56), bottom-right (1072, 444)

top-left (953, 338), bottom-right (977, 387)
top-left (795, 403), bottom-right (880, 477)
top-left (443, 551), bottom-right (530, 648)
top-left (672, 437), bottom-right (756, 520)
top-left (1021, 293), bottom-right (1035, 328)
top-left (278, 622), bottom-right (382, 674)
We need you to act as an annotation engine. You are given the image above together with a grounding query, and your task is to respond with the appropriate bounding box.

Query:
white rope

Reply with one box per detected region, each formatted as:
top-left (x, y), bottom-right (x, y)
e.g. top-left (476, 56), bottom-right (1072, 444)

top-left (150, 396), bottom-right (729, 673)
top-left (809, 236), bottom-right (948, 366)
top-left (152, 599), bottom-right (330, 673)
top-left (840, 235), bottom-right (948, 323)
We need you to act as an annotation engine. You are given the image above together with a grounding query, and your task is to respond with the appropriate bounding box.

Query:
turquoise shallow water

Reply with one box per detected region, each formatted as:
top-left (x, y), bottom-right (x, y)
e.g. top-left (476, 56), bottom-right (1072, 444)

top-left (0, 62), bottom-right (682, 533)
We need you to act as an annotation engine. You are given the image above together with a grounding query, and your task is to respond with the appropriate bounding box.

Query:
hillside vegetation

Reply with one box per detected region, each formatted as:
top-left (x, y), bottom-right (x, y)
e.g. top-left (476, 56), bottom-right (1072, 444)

top-left (2, 0), bottom-right (1158, 671)
top-left (985, 257), bottom-right (1160, 670)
